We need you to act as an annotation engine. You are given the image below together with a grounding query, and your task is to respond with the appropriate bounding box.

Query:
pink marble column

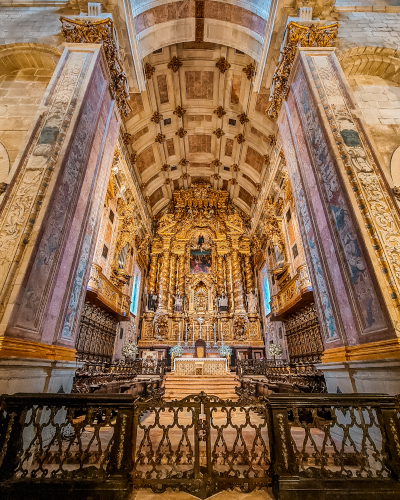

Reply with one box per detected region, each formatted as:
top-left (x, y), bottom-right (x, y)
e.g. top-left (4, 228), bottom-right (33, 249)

top-left (279, 48), bottom-right (400, 362)
top-left (0, 44), bottom-right (119, 360)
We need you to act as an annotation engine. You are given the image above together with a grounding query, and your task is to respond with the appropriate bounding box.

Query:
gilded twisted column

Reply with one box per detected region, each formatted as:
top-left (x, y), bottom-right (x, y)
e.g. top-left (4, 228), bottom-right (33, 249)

top-left (176, 254), bottom-right (185, 296)
top-left (169, 253), bottom-right (177, 312)
top-left (225, 254), bottom-right (233, 311)
top-left (158, 250), bottom-right (170, 311)
top-left (217, 255), bottom-right (224, 295)
top-left (244, 254), bottom-right (255, 293)
top-left (148, 254), bottom-right (158, 294)
top-left (232, 249), bottom-right (245, 312)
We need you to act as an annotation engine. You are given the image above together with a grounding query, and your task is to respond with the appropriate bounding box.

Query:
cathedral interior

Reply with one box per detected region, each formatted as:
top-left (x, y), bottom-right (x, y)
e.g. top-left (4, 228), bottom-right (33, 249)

top-left (1, 0), bottom-right (400, 499)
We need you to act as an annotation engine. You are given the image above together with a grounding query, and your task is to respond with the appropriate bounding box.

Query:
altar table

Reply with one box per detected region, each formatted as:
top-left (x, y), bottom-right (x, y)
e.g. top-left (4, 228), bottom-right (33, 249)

top-left (173, 357), bottom-right (228, 376)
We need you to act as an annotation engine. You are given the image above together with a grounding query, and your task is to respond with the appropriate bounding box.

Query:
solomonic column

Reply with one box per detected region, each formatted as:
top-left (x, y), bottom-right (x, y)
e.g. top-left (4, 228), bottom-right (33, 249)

top-left (225, 254), bottom-right (234, 312)
top-left (277, 43), bottom-right (400, 394)
top-left (243, 254), bottom-right (255, 293)
top-left (231, 249), bottom-right (245, 313)
top-left (157, 248), bottom-right (171, 312)
top-left (147, 253), bottom-right (159, 295)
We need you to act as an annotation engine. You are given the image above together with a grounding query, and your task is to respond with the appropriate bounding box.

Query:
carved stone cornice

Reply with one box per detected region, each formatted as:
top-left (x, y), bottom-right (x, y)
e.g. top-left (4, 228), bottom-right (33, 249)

top-left (60, 17), bottom-right (130, 117)
top-left (267, 22), bottom-right (339, 120)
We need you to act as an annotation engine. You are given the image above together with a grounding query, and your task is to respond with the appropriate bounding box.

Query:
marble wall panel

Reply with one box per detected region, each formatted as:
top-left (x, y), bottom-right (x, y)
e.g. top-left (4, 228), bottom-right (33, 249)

top-left (137, 145), bottom-right (156, 174)
top-left (245, 146), bottom-right (263, 174)
top-left (231, 74), bottom-right (241, 105)
top-left (188, 134), bottom-right (212, 153)
top-left (157, 74), bottom-right (169, 103)
top-left (186, 71), bottom-right (213, 100)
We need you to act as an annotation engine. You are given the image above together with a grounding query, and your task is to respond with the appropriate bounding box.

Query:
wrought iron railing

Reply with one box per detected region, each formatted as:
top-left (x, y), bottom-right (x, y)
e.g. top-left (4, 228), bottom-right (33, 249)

top-left (1, 392), bottom-right (400, 499)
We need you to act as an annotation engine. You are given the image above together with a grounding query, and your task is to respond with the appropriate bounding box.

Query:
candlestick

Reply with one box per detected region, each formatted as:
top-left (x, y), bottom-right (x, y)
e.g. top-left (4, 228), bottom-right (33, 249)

top-left (185, 323), bottom-right (188, 346)
top-left (221, 321), bottom-right (224, 345)
top-left (213, 324), bottom-right (217, 347)
top-left (178, 323), bottom-right (181, 345)
top-left (192, 322), bottom-right (195, 346)
top-left (206, 323), bottom-right (210, 347)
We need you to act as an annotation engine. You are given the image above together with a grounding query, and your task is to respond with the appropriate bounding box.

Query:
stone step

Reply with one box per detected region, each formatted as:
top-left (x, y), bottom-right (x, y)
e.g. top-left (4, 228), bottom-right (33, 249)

top-left (164, 374), bottom-right (239, 400)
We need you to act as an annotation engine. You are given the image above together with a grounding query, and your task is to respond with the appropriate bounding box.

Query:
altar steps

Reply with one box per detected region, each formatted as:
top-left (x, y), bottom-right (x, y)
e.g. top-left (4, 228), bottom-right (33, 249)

top-left (163, 374), bottom-right (239, 401)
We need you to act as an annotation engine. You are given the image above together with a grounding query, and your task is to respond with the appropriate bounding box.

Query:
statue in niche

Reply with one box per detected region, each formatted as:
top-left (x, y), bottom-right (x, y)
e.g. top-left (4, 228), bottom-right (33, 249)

top-left (247, 290), bottom-right (258, 314)
top-left (145, 287), bottom-right (157, 311)
top-left (218, 293), bottom-right (229, 312)
top-left (173, 294), bottom-right (183, 313)
top-left (196, 293), bottom-right (207, 312)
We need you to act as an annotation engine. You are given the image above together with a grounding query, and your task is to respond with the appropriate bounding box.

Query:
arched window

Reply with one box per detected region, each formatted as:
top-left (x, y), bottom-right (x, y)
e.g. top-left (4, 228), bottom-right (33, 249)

top-left (130, 265), bottom-right (142, 316)
top-left (260, 265), bottom-right (271, 315)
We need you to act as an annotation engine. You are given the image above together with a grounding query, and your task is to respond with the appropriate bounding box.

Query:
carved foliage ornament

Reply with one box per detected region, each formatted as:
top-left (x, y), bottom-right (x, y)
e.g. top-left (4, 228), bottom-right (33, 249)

top-left (267, 22), bottom-right (339, 120)
top-left (213, 128), bottom-right (225, 138)
top-left (214, 106), bottom-right (226, 118)
top-left (243, 63), bottom-right (255, 80)
top-left (176, 127), bottom-right (187, 138)
top-left (155, 133), bottom-right (165, 143)
top-left (60, 17), bottom-right (130, 117)
top-left (174, 106), bottom-right (186, 117)
top-left (151, 111), bottom-right (163, 124)
top-left (144, 62), bottom-right (155, 80)
top-left (237, 113), bottom-right (249, 125)
top-left (168, 56), bottom-right (183, 72)
top-left (235, 133), bottom-right (245, 144)
top-left (216, 57), bottom-right (231, 74)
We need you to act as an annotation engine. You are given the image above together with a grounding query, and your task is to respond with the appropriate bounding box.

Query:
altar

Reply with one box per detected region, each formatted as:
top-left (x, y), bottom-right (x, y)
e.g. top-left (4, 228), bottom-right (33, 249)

top-left (173, 357), bottom-right (228, 376)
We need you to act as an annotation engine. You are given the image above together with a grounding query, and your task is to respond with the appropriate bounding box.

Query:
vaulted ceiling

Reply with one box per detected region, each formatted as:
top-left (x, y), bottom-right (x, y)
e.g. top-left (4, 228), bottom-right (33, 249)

top-left (123, 42), bottom-right (278, 215)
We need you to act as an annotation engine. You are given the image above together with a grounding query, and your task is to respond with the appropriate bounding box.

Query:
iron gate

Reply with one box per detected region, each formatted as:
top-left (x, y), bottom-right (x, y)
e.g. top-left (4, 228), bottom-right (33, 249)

top-left (131, 392), bottom-right (272, 498)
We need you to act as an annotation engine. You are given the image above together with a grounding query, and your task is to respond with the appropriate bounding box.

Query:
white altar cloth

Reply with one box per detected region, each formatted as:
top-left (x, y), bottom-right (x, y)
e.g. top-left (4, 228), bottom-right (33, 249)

top-left (173, 357), bottom-right (228, 376)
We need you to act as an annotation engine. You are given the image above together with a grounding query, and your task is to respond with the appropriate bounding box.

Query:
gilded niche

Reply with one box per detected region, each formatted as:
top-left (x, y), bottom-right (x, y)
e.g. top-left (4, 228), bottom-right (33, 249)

top-left (140, 182), bottom-right (262, 347)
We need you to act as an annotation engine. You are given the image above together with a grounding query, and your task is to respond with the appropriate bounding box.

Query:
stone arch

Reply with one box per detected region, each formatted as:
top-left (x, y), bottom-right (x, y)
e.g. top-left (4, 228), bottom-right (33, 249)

top-left (0, 43), bottom-right (61, 178)
top-left (338, 46), bottom-right (400, 182)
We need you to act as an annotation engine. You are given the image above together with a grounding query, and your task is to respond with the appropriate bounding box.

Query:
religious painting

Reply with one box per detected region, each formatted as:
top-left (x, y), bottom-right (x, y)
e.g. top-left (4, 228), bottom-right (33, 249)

top-left (190, 232), bottom-right (212, 274)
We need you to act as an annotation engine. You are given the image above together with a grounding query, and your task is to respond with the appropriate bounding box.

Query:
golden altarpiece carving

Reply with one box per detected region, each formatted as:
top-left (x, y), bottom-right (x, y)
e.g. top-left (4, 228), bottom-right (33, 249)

top-left (139, 183), bottom-right (263, 349)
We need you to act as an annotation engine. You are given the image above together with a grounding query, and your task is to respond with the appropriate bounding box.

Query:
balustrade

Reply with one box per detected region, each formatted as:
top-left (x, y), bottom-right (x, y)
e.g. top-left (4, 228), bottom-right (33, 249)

top-left (1, 392), bottom-right (400, 499)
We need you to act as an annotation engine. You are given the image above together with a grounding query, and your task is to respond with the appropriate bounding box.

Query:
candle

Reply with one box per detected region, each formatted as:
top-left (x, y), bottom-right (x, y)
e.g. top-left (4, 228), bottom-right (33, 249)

top-left (213, 324), bottom-right (217, 346)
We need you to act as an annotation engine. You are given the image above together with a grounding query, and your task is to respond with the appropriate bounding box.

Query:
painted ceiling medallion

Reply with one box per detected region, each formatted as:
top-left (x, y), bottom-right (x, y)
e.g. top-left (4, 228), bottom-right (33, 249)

top-left (151, 111), bottom-right (163, 124)
top-left (173, 106), bottom-right (186, 118)
top-left (213, 128), bottom-right (225, 139)
top-left (214, 106), bottom-right (226, 118)
top-left (168, 56), bottom-right (183, 72)
top-left (176, 127), bottom-right (187, 138)
top-left (216, 57), bottom-right (231, 74)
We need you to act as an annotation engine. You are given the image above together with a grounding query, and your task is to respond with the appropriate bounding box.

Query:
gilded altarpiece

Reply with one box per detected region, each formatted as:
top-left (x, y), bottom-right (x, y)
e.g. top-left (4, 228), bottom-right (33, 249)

top-left (139, 183), bottom-right (263, 347)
